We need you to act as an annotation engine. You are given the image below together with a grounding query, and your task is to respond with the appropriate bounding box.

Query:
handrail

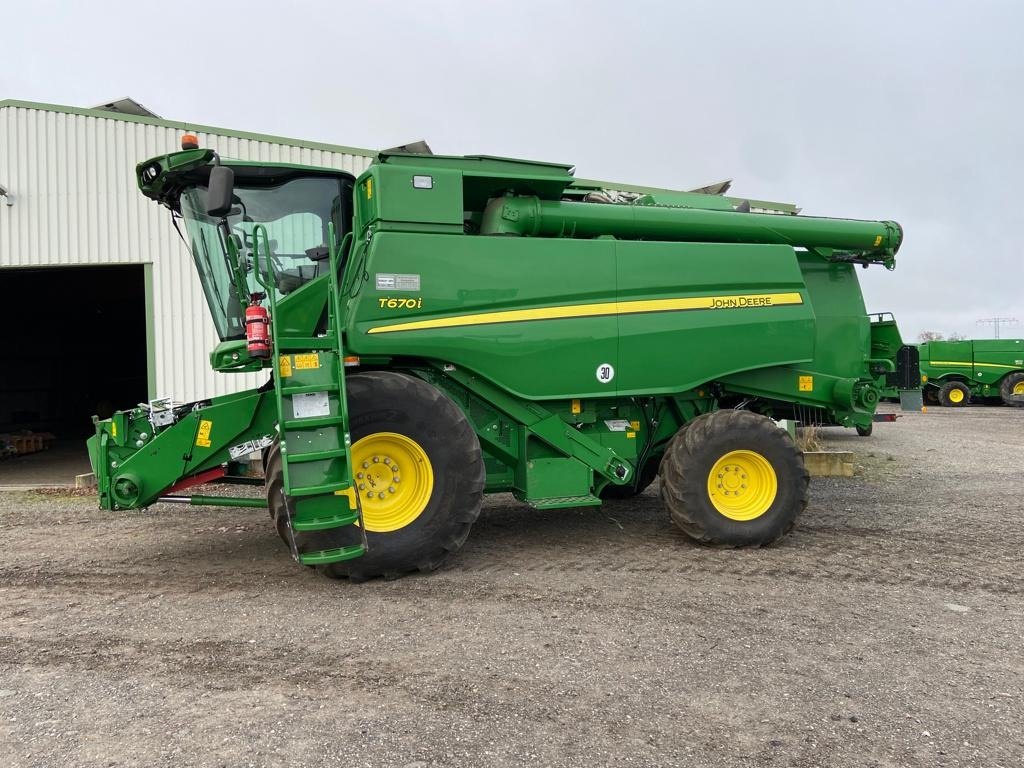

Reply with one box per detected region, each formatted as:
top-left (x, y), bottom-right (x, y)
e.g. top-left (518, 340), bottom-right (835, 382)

top-left (251, 224), bottom-right (275, 295)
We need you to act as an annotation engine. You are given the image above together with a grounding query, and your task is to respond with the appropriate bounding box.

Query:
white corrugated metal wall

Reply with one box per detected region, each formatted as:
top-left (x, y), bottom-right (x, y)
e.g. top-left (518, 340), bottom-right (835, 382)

top-left (0, 103), bottom-right (373, 402)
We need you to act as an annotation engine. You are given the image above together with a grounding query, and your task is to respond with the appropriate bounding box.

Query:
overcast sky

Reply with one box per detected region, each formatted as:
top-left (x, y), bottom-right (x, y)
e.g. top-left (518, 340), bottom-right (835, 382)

top-left (5, 1), bottom-right (1022, 340)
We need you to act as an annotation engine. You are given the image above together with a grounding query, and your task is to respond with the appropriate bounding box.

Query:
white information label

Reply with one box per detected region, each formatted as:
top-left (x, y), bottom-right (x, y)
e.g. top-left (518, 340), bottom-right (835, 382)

top-left (292, 391), bottom-right (331, 419)
top-left (376, 273), bottom-right (421, 291)
top-left (228, 434), bottom-right (276, 460)
top-left (595, 363), bottom-right (615, 384)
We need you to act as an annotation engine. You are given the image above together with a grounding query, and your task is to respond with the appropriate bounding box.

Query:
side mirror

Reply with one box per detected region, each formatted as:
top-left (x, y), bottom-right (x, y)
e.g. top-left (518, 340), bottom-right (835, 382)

top-left (206, 165), bottom-right (235, 217)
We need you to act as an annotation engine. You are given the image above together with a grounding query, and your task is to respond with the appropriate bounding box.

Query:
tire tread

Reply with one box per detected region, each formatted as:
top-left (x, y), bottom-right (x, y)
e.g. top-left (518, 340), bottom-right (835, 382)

top-left (659, 410), bottom-right (808, 547)
top-left (265, 372), bottom-right (485, 582)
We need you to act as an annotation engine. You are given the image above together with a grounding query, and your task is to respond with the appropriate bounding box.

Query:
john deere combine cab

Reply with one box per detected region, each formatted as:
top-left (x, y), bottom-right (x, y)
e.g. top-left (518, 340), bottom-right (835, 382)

top-left (88, 143), bottom-right (903, 580)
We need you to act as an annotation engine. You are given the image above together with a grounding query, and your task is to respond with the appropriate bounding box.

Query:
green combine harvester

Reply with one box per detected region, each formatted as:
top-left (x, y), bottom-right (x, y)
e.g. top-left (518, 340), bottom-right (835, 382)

top-left (88, 141), bottom-right (906, 580)
top-left (918, 338), bottom-right (1024, 407)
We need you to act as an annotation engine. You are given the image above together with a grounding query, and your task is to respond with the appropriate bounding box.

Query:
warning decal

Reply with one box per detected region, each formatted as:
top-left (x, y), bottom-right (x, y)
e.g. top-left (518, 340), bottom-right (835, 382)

top-left (196, 419), bottom-right (213, 448)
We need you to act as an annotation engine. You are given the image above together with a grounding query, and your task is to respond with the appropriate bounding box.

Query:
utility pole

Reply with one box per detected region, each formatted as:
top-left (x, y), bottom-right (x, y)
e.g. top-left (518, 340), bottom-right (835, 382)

top-left (977, 317), bottom-right (1018, 339)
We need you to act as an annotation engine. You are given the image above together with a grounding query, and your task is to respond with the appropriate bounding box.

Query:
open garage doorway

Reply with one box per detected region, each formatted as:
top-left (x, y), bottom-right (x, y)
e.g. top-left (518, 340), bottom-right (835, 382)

top-left (0, 264), bottom-right (149, 487)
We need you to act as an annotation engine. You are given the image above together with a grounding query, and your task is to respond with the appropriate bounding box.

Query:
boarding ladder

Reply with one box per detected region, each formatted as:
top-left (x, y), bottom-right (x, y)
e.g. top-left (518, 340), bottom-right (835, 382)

top-left (253, 225), bottom-right (366, 565)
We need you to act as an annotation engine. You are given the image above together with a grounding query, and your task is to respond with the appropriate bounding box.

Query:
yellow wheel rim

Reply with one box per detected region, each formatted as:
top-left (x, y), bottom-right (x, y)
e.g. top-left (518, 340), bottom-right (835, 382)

top-left (351, 432), bottom-right (433, 532)
top-left (1013, 381), bottom-right (1024, 396)
top-left (949, 388), bottom-right (965, 403)
top-left (707, 449), bottom-right (778, 521)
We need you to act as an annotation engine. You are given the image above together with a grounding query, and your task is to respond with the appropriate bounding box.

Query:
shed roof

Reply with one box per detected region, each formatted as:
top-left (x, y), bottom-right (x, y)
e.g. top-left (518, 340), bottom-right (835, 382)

top-left (91, 97), bottom-right (162, 118)
top-left (0, 99), bottom-right (376, 157)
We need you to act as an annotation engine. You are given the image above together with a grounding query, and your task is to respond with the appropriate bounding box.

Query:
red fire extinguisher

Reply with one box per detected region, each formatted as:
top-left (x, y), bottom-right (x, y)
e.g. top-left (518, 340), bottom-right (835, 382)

top-left (245, 295), bottom-right (271, 358)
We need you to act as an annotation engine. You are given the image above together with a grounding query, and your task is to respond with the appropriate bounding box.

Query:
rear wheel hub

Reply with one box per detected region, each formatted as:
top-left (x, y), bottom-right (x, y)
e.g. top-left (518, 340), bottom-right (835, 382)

top-left (707, 449), bottom-right (778, 521)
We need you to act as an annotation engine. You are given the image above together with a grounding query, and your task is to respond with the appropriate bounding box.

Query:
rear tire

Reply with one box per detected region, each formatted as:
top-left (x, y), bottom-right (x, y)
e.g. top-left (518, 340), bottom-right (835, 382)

top-left (268, 372), bottom-right (485, 581)
top-left (659, 410), bottom-right (808, 547)
top-left (855, 423), bottom-right (873, 437)
top-left (999, 372), bottom-right (1024, 407)
top-left (938, 380), bottom-right (970, 407)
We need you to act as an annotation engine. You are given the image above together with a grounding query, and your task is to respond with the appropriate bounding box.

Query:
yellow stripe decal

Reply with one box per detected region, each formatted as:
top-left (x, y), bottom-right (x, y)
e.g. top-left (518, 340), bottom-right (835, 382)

top-left (929, 360), bottom-right (1019, 370)
top-left (368, 292), bottom-right (803, 335)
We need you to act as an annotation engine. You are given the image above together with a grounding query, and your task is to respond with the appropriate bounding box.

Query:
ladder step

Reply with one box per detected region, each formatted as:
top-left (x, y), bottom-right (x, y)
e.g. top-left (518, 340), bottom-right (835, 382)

top-left (527, 494), bottom-right (602, 510)
top-left (286, 481), bottom-right (351, 498)
top-left (286, 448), bottom-right (348, 464)
top-left (298, 544), bottom-right (367, 566)
top-left (277, 337), bottom-right (338, 351)
top-left (283, 415), bottom-right (347, 430)
top-left (280, 383), bottom-right (340, 396)
top-left (292, 510), bottom-right (360, 531)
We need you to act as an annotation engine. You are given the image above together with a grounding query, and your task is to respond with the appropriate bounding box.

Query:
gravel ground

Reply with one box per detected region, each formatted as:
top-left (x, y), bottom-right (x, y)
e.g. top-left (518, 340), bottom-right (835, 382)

top-left (1, 405), bottom-right (1022, 768)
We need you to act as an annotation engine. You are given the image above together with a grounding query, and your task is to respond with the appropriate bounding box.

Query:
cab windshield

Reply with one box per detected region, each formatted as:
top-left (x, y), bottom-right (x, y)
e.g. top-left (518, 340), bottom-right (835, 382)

top-left (178, 174), bottom-right (350, 340)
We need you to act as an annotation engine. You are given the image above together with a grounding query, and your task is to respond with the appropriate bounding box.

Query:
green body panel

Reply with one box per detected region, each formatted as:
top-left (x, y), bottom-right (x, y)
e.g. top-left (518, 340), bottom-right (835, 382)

top-left (89, 146), bottom-right (904, 531)
top-left (371, 165), bottom-right (464, 228)
top-left (348, 233), bottom-right (620, 398)
top-left (920, 338), bottom-right (1024, 398)
top-left (87, 388), bottom-right (277, 509)
top-left (210, 277), bottom-right (333, 373)
top-left (716, 254), bottom-right (877, 427)
top-left (613, 242), bottom-right (815, 394)
top-left (869, 314), bottom-right (908, 399)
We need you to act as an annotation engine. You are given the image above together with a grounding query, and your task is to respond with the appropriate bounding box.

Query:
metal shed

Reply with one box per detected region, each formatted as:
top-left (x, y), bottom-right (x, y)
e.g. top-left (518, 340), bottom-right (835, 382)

top-left (0, 99), bottom-right (374, 442)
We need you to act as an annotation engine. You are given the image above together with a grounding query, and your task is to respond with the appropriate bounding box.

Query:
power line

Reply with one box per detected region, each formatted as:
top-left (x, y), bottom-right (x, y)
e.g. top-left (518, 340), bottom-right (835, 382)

top-left (977, 317), bottom-right (1019, 339)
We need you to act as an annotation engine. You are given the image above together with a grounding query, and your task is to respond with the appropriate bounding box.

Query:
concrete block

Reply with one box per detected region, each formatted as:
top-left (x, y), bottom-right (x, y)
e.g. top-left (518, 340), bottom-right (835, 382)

top-left (803, 451), bottom-right (855, 477)
top-left (75, 472), bottom-right (97, 489)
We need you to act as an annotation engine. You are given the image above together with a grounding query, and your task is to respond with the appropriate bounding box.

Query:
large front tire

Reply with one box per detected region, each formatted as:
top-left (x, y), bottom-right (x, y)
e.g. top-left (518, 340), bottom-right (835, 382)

top-left (268, 372), bottom-right (485, 581)
top-left (659, 410), bottom-right (808, 547)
